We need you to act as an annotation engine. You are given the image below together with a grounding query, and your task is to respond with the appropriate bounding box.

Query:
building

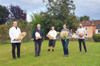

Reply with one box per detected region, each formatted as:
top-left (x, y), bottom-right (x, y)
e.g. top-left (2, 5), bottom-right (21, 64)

top-left (81, 20), bottom-right (100, 38)
top-left (96, 24), bottom-right (100, 34)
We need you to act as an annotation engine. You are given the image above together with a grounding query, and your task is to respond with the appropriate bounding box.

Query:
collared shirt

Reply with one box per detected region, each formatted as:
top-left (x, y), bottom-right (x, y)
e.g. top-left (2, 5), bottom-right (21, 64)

top-left (9, 26), bottom-right (21, 43)
top-left (48, 30), bottom-right (57, 39)
top-left (16, 27), bottom-right (17, 29)
top-left (76, 27), bottom-right (86, 39)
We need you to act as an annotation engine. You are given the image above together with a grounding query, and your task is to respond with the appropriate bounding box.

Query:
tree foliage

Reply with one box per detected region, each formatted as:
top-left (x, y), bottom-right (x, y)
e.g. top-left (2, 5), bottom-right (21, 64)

top-left (80, 15), bottom-right (90, 21)
top-left (29, 13), bottom-right (43, 32)
top-left (9, 5), bottom-right (26, 20)
top-left (41, 0), bottom-right (79, 34)
top-left (0, 5), bottom-right (9, 24)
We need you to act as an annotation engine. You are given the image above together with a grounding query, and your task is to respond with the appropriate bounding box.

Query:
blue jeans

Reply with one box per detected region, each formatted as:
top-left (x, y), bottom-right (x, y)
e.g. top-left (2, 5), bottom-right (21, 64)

top-left (61, 39), bottom-right (69, 55)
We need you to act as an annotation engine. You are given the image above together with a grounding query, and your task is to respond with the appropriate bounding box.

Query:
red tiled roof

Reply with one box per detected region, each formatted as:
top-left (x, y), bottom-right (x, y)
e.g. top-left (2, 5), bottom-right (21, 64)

top-left (96, 24), bottom-right (100, 29)
top-left (80, 20), bottom-right (100, 26)
top-left (81, 21), bottom-right (91, 26)
top-left (93, 20), bottom-right (100, 26)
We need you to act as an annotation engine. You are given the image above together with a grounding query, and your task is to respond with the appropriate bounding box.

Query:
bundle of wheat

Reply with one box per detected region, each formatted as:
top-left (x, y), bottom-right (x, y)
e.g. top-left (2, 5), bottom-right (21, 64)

top-left (46, 35), bottom-right (53, 39)
top-left (60, 31), bottom-right (68, 42)
top-left (60, 31), bottom-right (68, 38)
top-left (17, 32), bottom-right (26, 40)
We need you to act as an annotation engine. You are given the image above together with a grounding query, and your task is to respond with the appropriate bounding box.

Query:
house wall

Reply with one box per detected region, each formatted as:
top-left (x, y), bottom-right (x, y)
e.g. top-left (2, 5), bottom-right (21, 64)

top-left (83, 26), bottom-right (94, 38)
top-left (93, 26), bottom-right (96, 34)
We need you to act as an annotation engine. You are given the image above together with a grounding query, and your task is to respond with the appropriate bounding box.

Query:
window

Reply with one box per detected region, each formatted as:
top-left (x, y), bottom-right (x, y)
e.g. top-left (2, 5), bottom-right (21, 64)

top-left (86, 34), bottom-right (88, 36)
top-left (98, 30), bottom-right (100, 33)
top-left (85, 28), bottom-right (88, 30)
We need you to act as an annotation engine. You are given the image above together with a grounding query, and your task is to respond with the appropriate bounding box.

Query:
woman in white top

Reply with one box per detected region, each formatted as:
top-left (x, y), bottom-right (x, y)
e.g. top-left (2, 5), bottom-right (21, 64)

top-left (9, 21), bottom-right (21, 59)
top-left (47, 26), bottom-right (57, 51)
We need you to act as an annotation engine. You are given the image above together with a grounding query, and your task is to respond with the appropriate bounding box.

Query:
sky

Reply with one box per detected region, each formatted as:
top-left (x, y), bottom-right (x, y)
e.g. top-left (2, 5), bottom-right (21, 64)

top-left (0, 0), bottom-right (100, 22)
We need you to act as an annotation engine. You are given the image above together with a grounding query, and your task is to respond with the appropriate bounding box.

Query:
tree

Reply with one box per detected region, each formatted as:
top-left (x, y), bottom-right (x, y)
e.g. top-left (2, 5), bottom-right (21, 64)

top-left (41, 0), bottom-right (78, 33)
top-left (29, 13), bottom-right (43, 32)
top-left (80, 15), bottom-right (90, 21)
top-left (0, 5), bottom-right (9, 24)
top-left (9, 5), bottom-right (26, 20)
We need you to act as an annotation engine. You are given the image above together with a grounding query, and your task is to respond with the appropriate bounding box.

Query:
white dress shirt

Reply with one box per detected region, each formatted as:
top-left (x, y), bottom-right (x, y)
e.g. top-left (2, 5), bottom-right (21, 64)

top-left (48, 30), bottom-right (57, 39)
top-left (76, 27), bottom-right (86, 39)
top-left (9, 26), bottom-right (21, 43)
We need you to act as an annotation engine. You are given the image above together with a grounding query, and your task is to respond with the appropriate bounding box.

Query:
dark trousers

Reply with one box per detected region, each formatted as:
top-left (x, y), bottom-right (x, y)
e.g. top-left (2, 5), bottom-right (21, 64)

top-left (61, 39), bottom-right (69, 55)
top-left (34, 41), bottom-right (42, 56)
top-left (49, 39), bottom-right (56, 47)
top-left (12, 43), bottom-right (21, 58)
top-left (78, 39), bottom-right (87, 52)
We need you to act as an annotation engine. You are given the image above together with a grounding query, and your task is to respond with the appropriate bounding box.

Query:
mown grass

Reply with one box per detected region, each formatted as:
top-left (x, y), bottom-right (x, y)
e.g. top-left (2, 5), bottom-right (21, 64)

top-left (0, 40), bottom-right (100, 66)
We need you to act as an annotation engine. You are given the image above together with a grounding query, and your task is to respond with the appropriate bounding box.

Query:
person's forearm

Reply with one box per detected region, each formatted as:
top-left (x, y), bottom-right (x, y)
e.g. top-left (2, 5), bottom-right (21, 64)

top-left (76, 33), bottom-right (79, 35)
top-left (67, 36), bottom-right (70, 39)
top-left (83, 33), bottom-right (86, 35)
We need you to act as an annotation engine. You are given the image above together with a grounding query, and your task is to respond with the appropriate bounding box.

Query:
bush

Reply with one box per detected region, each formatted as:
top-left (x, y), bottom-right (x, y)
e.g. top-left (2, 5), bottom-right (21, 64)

top-left (92, 34), bottom-right (100, 42)
top-left (0, 25), bottom-right (11, 44)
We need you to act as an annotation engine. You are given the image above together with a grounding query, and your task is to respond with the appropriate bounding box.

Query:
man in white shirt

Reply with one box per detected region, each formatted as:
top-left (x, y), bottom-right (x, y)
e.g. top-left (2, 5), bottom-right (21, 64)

top-left (9, 21), bottom-right (21, 59)
top-left (47, 26), bottom-right (57, 51)
top-left (76, 24), bottom-right (87, 54)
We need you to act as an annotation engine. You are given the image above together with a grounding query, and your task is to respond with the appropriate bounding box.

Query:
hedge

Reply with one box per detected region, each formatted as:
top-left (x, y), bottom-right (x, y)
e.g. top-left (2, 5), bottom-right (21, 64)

top-left (92, 34), bottom-right (100, 42)
top-left (0, 25), bottom-right (11, 44)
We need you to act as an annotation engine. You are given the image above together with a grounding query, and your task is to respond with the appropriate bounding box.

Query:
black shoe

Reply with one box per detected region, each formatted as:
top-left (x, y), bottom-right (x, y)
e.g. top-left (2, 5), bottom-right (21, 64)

top-left (35, 55), bottom-right (38, 57)
top-left (38, 54), bottom-right (40, 56)
top-left (48, 49), bottom-right (50, 51)
top-left (18, 57), bottom-right (21, 58)
top-left (35, 54), bottom-right (38, 57)
top-left (13, 57), bottom-right (16, 59)
top-left (52, 49), bottom-right (54, 51)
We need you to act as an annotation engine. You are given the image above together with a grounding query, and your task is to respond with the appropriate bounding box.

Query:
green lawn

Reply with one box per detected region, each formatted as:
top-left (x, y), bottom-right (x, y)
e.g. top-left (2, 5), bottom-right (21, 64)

top-left (0, 40), bottom-right (100, 66)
